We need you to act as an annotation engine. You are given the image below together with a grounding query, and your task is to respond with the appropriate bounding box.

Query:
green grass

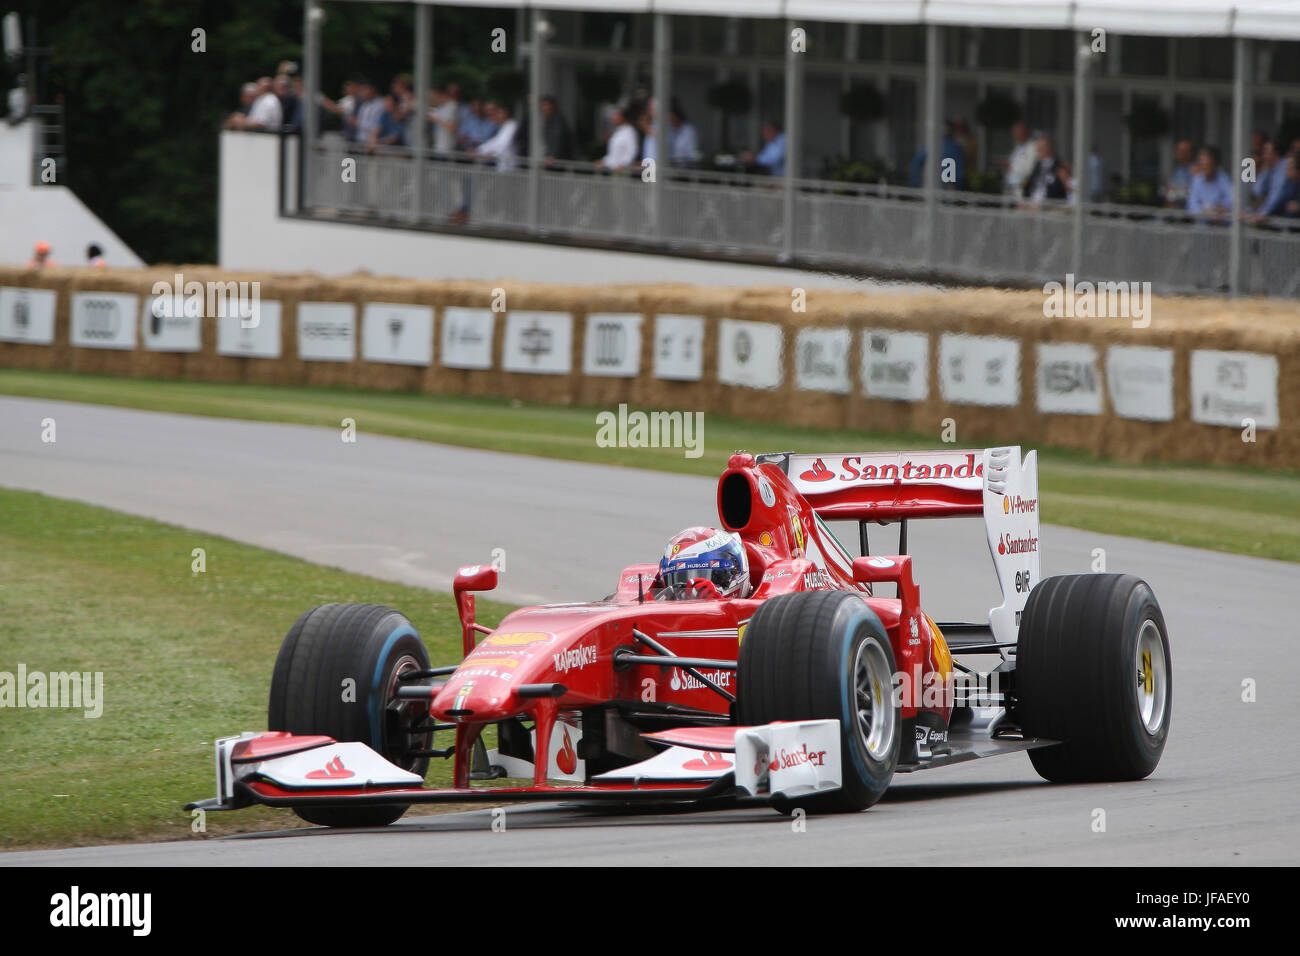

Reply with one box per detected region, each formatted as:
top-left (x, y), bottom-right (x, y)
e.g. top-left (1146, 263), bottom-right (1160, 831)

top-left (0, 487), bottom-right (515, 850)
top-left (1, 369), bottom-right (1298, 562)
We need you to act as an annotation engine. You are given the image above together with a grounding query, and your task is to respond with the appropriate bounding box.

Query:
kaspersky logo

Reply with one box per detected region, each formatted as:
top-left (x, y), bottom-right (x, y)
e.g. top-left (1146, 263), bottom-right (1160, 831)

top-left (1002, 494), bottom-right (1037, 515)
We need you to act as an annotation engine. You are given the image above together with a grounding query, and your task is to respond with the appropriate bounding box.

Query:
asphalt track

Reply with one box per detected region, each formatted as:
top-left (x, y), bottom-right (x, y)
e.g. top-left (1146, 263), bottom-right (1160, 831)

top-left (1, 397), bottom-right (1297, 865)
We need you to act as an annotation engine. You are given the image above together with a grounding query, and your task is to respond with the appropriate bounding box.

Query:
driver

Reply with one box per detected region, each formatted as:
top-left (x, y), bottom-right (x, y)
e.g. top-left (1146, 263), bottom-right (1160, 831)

top-left (655, 527), bottom-right (751, 600)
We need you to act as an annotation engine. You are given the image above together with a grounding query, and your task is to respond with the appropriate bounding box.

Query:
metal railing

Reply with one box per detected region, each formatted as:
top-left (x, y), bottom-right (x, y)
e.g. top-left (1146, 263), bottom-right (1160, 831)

top-left (299, 140), bottom-right (1300, 298)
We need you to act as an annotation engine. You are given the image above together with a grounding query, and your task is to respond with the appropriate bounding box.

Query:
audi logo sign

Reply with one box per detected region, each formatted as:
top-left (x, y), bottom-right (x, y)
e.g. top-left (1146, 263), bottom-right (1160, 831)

top-left (71, 293), bottom-right (138, 350)
top-left (582, 313), bottom-right (641, 378)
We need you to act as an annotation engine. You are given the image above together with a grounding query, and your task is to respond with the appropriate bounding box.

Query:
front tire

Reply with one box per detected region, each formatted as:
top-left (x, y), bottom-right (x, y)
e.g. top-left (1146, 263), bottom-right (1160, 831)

top-left (1014, 574), bottom-right (1172, 783)
top-left (268, 603), bottom-right (432, 827)
top-left (737, 591), bottom-right (900, 813)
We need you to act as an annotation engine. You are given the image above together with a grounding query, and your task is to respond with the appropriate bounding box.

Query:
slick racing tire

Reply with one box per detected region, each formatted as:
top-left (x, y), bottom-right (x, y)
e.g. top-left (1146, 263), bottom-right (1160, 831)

top-left (269, 603), bottom-right (433, 828)
top-left (1014, 574), bottom-right (1172, 783)
top-left (737, 591), bottom-right (900, 813)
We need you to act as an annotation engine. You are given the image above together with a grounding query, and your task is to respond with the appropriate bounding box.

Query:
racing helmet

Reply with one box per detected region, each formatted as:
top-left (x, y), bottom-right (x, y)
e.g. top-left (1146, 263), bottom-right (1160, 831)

top-left (657, 526), bottom-right (751, 599)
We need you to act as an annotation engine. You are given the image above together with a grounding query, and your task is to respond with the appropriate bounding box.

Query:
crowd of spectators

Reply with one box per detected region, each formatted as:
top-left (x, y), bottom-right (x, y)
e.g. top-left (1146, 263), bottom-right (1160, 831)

top-left (1162, 132), bottom-right (1300, 224)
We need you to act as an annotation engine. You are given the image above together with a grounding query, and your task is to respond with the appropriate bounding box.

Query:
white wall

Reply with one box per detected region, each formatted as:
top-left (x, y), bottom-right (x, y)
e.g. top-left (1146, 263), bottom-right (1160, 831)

top-left (0, 120), bottom-right (143, 269)
top-left (219, 131), bottom-right (928, 291)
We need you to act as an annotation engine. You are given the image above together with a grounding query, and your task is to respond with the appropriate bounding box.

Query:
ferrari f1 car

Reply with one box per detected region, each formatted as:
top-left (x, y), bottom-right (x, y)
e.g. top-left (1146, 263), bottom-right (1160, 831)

top-left (187, 447), bottom-right (1172, 827)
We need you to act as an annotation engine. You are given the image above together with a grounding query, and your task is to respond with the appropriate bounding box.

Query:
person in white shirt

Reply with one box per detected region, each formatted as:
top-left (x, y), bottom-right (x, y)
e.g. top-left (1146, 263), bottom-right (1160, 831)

top-left (601, 108), bottom-right (638, 172)
top-left (429, 87), bottom-right (459, 155)
top-left (475, 102), bottom-right (518, 171)
top-left (245, 77), bottom-right (283, 130)
top-left (1003, 121), bottom-right (1037, 196)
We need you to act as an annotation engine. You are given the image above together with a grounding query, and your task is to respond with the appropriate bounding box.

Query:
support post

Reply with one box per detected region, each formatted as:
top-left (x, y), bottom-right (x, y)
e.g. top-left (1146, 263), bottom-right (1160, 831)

top-left (412, 2), bottom-right (431, 223)
top-left (781, 19), bottom-right (803, 262)
top-left (301, 0), bottom-right (321, 212)
top-left (1229, 37), bottom-right (1250, 297)
top-left (1071, 31), bottom-right (1090, 279)
top-left (528, 9), bottom-right (545, 234)
top-left (924, 24), bottom-right (943, 271)
top-left (652, 12), bottom-right (671, 241)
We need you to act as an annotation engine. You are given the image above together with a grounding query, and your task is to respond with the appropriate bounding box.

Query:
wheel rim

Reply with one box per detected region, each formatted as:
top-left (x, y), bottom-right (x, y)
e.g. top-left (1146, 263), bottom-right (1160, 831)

top-left (1135, 620), bottom-right (1168, 735)
top-left (853, 637), bottom-right (896, 762)
top-left (384, 654), bottom-right (430, 772)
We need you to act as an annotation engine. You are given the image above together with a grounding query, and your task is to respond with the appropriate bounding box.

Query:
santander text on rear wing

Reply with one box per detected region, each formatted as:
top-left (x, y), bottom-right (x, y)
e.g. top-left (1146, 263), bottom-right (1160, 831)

top-left (758, 448), bottom-right (1040, 645)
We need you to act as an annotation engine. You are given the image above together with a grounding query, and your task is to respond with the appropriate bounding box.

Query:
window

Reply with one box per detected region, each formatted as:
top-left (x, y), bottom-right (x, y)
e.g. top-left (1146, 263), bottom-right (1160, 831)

top-left (1122, 36), bottom-right (1170, 77)
top-left (857, 25), bottom-right (884, 63)
top-left (1270, 41), bottom-right (1300, 84)
top-left (980, 28), bottom-right (1021, 71)
top-left (1175, 37), bottom-right (1231, 81)
top-left (1026, 29), bottom-right (1075, 73)
top-left (885, 25), bottom-right (924, 64)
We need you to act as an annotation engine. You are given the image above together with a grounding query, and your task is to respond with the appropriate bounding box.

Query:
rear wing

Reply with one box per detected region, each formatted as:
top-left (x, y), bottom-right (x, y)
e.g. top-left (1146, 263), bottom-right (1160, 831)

top-left (758, 448), bottom-right (1040, 645)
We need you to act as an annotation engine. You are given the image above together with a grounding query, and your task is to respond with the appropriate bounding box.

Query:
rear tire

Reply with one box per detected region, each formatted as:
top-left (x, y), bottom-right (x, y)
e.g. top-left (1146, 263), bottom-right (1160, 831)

top-left (737, 591), bottom-right (899, 813)
top-left (268, 603), bottom-right (432, 827)
top-left (1014, 574), bottom-right (1172, 783)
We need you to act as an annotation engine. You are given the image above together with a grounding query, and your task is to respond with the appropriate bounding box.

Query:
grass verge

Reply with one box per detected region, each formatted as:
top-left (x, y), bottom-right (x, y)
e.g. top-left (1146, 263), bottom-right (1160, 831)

top-left (1, 369), bottom-right (1297, 562)
top-left (0, 487), bottom-right (514, 850)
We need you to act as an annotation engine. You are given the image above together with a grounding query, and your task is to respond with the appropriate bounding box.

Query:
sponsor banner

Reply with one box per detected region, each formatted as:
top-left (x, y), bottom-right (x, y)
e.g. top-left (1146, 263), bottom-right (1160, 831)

top-left (362, 302), bottom-right (433, 366)
top-left (861, 329), bottom-right (929, 402)
top-left (70, 292), bottom-right (138, 350)
top-left (790, 450), bottom-right (986, 493)
top-left (503, 311), bottom-right (572, 375)
top-left (582, 312), bottom-right (642, 378)
top-left (141, 295), bottom-right (202, 353)
top-left (653, 314), bottom-right (705, 381)
top-left (298, 302), bottom-right (356, 362)
top-left (795, 327), bottom-right (851, 394)
top-left (217, 301), bottom-right (282, 358)
top-left (718, 318), bottom-right (783, 389)
top-left (1106, 345), bottom-right (1173, 422)
top-left (0, 287), bottom-right (56, 344)
top-left (938, 334), bottom-right (1020, 406)
top-left (1190, 350), bottom-right (1279, 429)
top-left (440, 307), bottom-right (494, 370)
top-left (1036, 343), bottom-right (1102, 415)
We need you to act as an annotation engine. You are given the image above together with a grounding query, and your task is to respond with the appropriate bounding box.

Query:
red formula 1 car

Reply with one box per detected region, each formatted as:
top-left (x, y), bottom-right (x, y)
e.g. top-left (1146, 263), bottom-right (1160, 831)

top-left (188, 447), bottom-right (1173, 827)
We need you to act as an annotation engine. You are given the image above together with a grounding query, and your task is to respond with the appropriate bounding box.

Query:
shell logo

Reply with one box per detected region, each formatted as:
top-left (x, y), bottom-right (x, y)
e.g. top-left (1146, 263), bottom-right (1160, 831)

top-left (758, 531), bottom-right (773, 547)
top-left (483, 631), bottom-right (553, 647)
top-left (1003, 496), bottom-right (1010, 514)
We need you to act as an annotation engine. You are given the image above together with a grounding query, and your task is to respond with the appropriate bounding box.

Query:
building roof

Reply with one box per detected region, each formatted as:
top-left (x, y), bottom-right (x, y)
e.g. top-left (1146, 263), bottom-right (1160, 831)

top-left (389, 0), bottom-right (1300, 40)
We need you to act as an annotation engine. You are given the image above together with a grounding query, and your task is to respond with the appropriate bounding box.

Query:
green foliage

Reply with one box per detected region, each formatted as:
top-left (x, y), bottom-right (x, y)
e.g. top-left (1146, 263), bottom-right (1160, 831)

top-left (4, 0), bottom-right (504, 264)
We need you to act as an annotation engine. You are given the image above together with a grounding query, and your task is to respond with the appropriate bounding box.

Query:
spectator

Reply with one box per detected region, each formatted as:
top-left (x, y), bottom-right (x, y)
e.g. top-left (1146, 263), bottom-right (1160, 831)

top-left (1255, 147), bottom-right (1300, 221)
top-left (475, 102), bottom-right (518, 171)
top-left (367, 93), bottom-right (405, 151)
top-left (600, 107), bottom-right (638, 172)
top-left (322, 79), bottom-right (358, 138)
top-left (637, 112), bottom-right (655, 165)
top-left (223, 83), bottom-right (259, 130)
top-left (1187, 145), bottom-right (1233, 221)
top-left (25, 241), bottom-right (55, 269)
top-left (909, 121), bottom-right (966, 190)
top-left (274, 73), bottom-right (297, 126)
top-left (540, 95), bottom-right (574, 165)
top-left (1021, 135), bottom-right (1069, 205)
top-left (1251, 139), bottom-right (1284, 211)
top-left (1164, 139), bottom-right (1195, 207)
top-left (1004, 121), bottom-right (1036, 195)
top-left (668, 101), bottom-right (700, 167)
top-left (952, 117), bottom-right (978, 175)
top-left (390, 74), bottom-right (415, 142)
top-left (1276, 153), bottom-right (1300, 219)
top-left (353, 79), bottom-right (385, 147)
top-left (746, 120), bottom-right (787, 177)
top-left (429, 86), bottom-right (459, 155)
top-left (457, 97), bottom-right (497, 151)
top-left (86, 243), bottom-right (105, 267)
top-left (245, 76), bottom-right (283, 130)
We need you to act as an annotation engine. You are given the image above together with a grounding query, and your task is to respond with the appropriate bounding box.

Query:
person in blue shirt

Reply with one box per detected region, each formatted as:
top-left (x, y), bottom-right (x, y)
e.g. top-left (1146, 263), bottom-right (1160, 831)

top-left (1186, 145), bottom-right (1234, 222)
top-left (744, 120), bottom-right (786, 177)
top-left (908, 121), bottom-right (967, 190)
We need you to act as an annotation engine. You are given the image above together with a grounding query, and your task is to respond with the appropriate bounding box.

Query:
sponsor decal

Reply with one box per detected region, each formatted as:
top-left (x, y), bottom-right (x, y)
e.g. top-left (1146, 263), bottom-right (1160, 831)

top-left (653, 314), bottom-right (705, 382)
top-left (305, 755), bottom-right (354, 780)
top-left (802, 570), bottom-right (833, 590)
top-left (483, 631), bottom-right (554, 648)
top-left (997, 533), bottom-right (1039, 556)
top-left (914, 727), bottom-right (948, 744)
top-left (788, 506), bottom-right (806, 553)
top-left (757, 476), bottom-right (776, 507)
top-left (668, 667), bottom-right (733, 691)
top-left (462, 656), bottom-right (518, 669)
top-left (1002, 494), bottom-right (1037, 515)
top-left (837, 453), bottom-right (983, 483)
top-left (862, 329), bottom-right (930, 402)
top-left (556, 727), bottom-right (578, 775)
top-left (799, 458), bottom-right (835, 483)
top-left (762, 568), bottom-right (791, 581)
top-left (584, 313), bottom-right (642, 377)
top-left (681, 750), bottom-right (732, 771)
top-left (1014, 569), bottom-right (1033, 593)
top-left (758, 531), bottom-right (773, 547)
top-left (452, 681), bottom-right (474, 711)
top-left (769, 743), bottom-right (829, 771)
top-left (795, 327), bottom-right (851, 394)
top-left (552, 644), bottom-right (598, 674)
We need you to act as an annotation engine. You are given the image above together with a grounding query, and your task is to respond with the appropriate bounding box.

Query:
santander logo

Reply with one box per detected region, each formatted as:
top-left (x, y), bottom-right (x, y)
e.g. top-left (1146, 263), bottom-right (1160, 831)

top-left (305, 755), bottom-right (354, 780)
top-left (799, 458), bottom-right (835, 482)
top-left (682, 751), bottom-right (732, 771)
top-left (556, 727), bottom-right (577, 775)
top-left (769, 744), bottom-right (828, 771)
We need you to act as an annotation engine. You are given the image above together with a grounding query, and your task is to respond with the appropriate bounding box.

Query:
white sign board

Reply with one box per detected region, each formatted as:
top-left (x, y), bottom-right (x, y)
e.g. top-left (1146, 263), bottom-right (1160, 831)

top-left (362, 303), bottom-right (433, 366)
top-left (1036, 343), bottom-right (1102, 415)
top-left (795, 327), bottom-right (851, 394)
top-left (440, 307), bottom-right (494, 370)
top-left (298, 302), bottom-right (356, 362)
top-left (217, 301), bottom-right (282, 358)
top-left (1105, 346), bottom-right (1173, 422)
top-left (1190, 350), bottom-right (1279, 429)
top-left (583, 312), bottom-right (642, 378)
top-left (653, 314), bottom-right (704, 381)
top-left (861, 329), bottom-right (929, 402)
top-left (938, 334), bottom-right (1020, 406)
top-left (503, 311), bottom-right (572, 375)
top-left (70, 292), bottom-right (138, 350)
top-left (718, 318), bottom-right (783, 389)
top-left (0, 287), bottom-right (56, 344)
top-left (141, 295), bottom-right (202, 353)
